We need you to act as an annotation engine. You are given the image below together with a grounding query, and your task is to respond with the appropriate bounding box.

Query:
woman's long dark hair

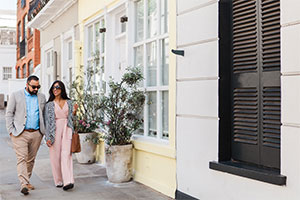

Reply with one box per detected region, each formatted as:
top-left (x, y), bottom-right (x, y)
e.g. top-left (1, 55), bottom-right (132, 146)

top-left (47, 80), bottom-right (70, 102)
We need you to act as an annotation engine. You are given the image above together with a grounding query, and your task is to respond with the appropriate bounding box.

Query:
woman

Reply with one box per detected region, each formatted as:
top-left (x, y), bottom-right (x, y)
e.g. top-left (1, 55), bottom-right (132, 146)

top-left (45, 80), bottom-right (78, 191)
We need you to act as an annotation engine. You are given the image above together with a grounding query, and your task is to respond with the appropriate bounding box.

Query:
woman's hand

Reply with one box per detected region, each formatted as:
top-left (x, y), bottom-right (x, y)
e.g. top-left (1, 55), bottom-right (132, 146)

top-left (73, 103), bottom-right (78, 115)
top-left (46, 140), bottom-right (52, 147)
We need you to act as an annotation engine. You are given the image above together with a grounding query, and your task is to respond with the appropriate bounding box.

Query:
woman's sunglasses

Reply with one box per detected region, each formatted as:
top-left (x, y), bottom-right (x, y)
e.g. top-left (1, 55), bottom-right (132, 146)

top-left (53, 85), bottom-right (61, 90)
top-left (29, 84), bottom-right (41, 89)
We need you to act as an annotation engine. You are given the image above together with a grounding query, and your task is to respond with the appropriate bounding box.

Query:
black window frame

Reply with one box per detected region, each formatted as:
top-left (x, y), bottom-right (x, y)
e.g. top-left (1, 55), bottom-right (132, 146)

top-left (209, 0), bottom-right (286, 186)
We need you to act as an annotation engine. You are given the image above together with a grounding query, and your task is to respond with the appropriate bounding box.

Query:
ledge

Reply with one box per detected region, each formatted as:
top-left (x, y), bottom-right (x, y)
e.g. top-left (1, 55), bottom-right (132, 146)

top-left (132, 137), bottom-right (175, 159)
top-left (27, 0), bottom-right (77, 30)
top-left (209, 161), bottom-right (286, 186)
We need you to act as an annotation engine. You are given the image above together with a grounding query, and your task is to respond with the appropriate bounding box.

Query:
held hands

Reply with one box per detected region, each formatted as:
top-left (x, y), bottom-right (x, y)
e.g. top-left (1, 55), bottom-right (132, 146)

top-left (73, 104), bottom-right (78, 115)
top-left (46, 140), bottom-right (52, 147)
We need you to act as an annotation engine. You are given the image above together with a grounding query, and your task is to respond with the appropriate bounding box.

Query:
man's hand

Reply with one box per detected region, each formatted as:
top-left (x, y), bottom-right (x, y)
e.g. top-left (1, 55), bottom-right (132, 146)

top-left (46, 140), bottom-right (52, 147)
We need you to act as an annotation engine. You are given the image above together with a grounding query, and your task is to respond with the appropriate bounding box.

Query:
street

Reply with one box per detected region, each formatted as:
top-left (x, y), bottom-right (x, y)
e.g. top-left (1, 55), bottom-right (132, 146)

top-left (0, 109), bottom-right (171, 200)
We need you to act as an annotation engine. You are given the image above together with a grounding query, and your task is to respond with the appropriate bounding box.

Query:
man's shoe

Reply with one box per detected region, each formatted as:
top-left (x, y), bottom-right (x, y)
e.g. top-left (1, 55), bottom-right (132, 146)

top-left (20, 187), bottom-right (29, 195)
top-left (63, 183), bottom-right (74, 191)
top-left (27, 183), bottom-right (35, 190)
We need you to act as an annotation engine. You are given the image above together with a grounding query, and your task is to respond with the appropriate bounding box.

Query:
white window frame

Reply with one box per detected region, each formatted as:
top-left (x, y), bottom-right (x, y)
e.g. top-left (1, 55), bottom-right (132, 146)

top-left (84, 16), bottom-right (106, 94)
top-left (41, 40), bottom-right (54, 95)
top-left (2, 67), bottom-right (12, 80)
top-left (61, 29), bottom-right (75, 93)
top-left (132, 0), bottom-right (169, 141)
top-left (115, 9), bottom-right (127, 38)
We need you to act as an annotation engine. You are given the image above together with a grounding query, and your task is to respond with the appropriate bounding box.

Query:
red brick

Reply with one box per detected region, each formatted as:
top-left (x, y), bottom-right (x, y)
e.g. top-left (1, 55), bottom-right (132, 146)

top-left (16, 0), bottom-right (40, 79)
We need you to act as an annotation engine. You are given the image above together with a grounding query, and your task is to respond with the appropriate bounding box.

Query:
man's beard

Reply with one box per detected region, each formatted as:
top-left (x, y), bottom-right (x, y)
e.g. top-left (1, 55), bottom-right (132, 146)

top-left (28, 89), bottom-right (38, 95)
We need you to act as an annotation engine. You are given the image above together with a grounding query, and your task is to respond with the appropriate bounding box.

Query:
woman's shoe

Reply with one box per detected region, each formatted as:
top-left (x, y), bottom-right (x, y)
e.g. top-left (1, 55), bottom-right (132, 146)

top-left (56, 184), bottom-right (63, 188)
top-left (63, 183), bottom-right (74, 191)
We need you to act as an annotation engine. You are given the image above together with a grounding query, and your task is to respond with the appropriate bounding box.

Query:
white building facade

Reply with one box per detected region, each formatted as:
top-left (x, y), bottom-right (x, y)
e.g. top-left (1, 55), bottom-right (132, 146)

top-left (0, 10), bottom-right (17, 103)
top-left (28, 0), bottom-right (78, 96)
top-left (0, 41), bottom-right (16, 103)
top-left (175, 0), bottom-right (300, 200)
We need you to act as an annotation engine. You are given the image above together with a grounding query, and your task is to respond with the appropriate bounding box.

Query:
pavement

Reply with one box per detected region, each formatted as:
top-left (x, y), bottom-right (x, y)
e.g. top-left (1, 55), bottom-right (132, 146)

top-left (0, 109), bottom-right (172, 200)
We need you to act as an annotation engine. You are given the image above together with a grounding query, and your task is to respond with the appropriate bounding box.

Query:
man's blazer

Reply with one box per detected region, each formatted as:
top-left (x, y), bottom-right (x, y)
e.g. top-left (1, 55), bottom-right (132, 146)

top-left (5, 89), bottom-right (46, 136)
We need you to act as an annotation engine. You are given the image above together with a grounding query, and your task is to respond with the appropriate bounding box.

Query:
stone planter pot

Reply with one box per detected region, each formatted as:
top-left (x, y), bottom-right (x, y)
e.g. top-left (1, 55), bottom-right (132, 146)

top-left (105, 144), bottom-right (133, 183)
top-left (75, 132), bottom-right (96, 164)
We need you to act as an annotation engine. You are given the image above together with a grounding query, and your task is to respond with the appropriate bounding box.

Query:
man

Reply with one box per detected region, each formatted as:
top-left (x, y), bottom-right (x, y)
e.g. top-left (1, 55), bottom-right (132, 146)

top-left (6, 75), bottom-right (46, 195)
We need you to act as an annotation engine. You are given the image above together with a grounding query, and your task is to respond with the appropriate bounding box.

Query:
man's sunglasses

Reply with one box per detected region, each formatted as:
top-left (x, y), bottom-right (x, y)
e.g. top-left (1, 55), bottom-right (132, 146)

top-left (53, 85), bottom-right (61, 90)
top-left (29, 84), bottom-right (41, 89)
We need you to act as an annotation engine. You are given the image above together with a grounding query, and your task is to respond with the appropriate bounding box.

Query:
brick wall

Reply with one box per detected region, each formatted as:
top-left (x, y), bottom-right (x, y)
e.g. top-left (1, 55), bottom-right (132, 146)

top-left (16, 0), bottom-right (40, 79)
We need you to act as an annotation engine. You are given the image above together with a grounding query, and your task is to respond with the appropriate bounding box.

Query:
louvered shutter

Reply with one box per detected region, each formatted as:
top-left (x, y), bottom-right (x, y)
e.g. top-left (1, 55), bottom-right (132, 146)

top-left (260, 0), bottom-right (281, 169)
top-left (231, 0), bottom-right (280, 169)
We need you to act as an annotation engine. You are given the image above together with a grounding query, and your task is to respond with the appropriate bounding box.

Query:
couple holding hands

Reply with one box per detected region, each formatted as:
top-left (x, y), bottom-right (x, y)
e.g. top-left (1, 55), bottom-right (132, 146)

top-left (6, 75), bottom-right (78, 195)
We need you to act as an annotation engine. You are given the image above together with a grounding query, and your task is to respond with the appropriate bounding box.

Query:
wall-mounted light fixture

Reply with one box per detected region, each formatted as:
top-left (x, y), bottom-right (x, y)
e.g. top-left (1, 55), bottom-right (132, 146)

top-left (120, 16), bottom-right (128, 23)
top-left (99, 28), bottom-right (106, 33)
top-left (171, 49), bottom-right (185, 57)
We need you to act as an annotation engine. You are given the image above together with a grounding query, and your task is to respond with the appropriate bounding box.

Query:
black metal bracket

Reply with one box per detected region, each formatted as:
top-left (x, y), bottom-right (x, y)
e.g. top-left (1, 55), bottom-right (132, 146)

top-left (120, 16), bottom-right (128, 23)
top-left (99, 28), bottom-right (106, 33)
top-left (171, 49), bottom-right (184, 57)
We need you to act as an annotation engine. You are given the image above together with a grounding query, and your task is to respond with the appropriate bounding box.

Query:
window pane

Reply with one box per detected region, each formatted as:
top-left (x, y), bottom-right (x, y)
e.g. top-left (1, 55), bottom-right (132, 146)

top-left (101, 57), bottom-right (106, 93)
top-left (68, 41), bottom-right (72, 60)
top-left (161, 38), bottom-right (169, 85)
top-left (101, 19), bottom-right (105, 53)
top-left (121, 16), bottom-right (126, 33)
top-left (136, 109), bottom-right (144, 135)
top-left (148, 91), bottom-right (157, 137)
top-left (69, 67), bottom-right (72, 90)
top-left (88, 26), bottom-right (93, 57)
top-left (24, 14), bottom-right (27, 55)
top-left (3, 67), bottom-right (12, 80)
top-left (146, 41), bottom-right (157, 86)
top-left (160, 0), bottom-right (168, 34)
top-left (147, 0), bottom-right (157, 38)
top-left (162, 91), bottom-right (168, 139)
top-left (17, 67), bottom-right (20, 78)
top-left (18, 22), bottom-right (21, 43)
top-left (95, 57), bottom-right (101, 90)
top-left (22, 64), bottom-right (26, 78)
top-left (135, 0), bottom-right (144, 42)
top-left (47, 52), bottom-right (50, 68)
top-left (134, 45), bottom-right (144, 87)
top-left (23, 14), bottom-right (27, 40)
top-left (48, 74), bottom-right (51, 88)
top-left (29, 60), bottom-right (33, 75)
top-left (95, 22), bottom-right (100, 53)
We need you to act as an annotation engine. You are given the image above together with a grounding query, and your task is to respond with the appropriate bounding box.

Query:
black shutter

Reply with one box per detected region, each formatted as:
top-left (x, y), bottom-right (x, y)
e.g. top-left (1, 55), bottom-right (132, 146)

top-left (231, 0), bottom-right (280, 169)
top-left (260, 0), bottom-right (281, 169)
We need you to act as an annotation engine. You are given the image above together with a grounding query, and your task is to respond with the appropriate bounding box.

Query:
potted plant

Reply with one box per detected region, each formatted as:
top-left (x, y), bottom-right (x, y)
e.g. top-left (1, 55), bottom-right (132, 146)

top-left (70, 63), bottom-right (101, 164)
top-left (97, 67), bottom-right (145, 183)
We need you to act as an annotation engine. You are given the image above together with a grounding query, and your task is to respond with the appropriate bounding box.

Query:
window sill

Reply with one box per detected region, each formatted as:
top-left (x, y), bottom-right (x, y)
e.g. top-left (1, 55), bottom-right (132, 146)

top-left (209, 161), bottom-right (286, 185)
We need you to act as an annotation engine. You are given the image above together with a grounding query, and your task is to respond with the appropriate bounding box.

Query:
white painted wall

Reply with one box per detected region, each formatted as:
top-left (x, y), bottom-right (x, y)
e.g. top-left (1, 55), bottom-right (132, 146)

top-left (39, 2), bottom-right (78, 96)
top-left (176, 0), bottom-right (300, 199)
top-left (0, 45), bottom-right (16, 101)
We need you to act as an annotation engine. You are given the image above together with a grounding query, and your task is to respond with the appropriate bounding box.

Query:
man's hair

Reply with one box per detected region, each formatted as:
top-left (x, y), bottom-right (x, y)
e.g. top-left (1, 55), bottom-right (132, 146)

top-left (27, 75), bottom-right (39, 83)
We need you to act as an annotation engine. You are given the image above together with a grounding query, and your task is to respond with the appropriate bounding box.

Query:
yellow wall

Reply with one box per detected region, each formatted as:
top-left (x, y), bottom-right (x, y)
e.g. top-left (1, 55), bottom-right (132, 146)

top-left (77, 0), bottom-right (177, 198)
